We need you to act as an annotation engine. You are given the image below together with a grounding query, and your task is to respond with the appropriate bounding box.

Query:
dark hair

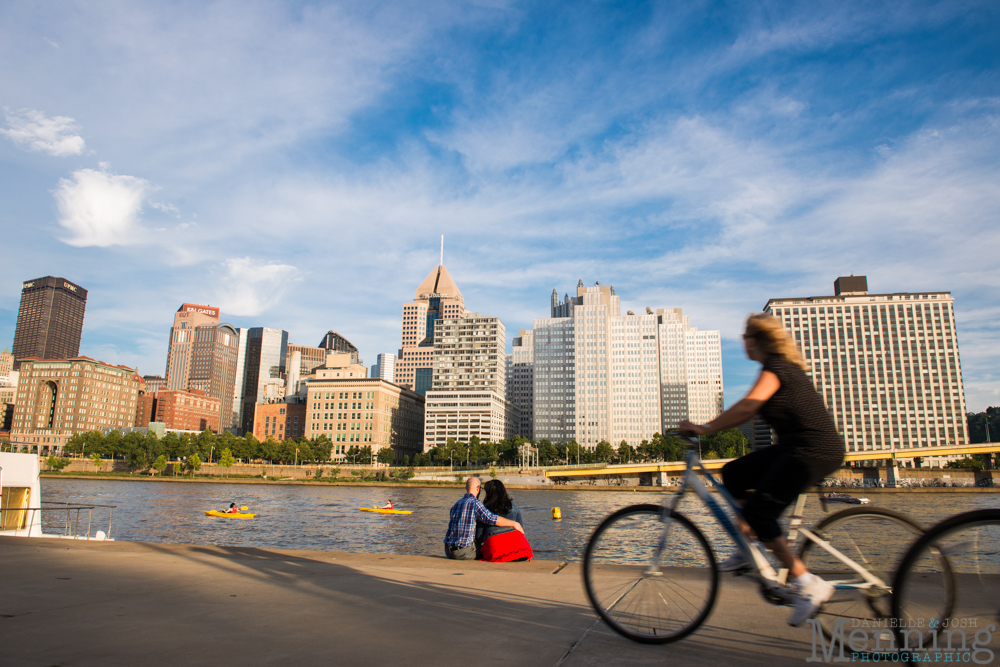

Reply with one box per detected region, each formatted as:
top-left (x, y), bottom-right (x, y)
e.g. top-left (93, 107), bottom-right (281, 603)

top-left (482, 480), bottom-right (512, 515)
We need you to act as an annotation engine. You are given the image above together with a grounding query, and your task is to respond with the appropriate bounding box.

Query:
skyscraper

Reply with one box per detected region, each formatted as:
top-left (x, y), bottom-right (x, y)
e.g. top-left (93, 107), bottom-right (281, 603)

top-left (371, 353), bottom-right (396, 383)
top-left (163, 303), bottom-right (240, 430)
top-left (318, 331), bottom-right (360, 363)
top-left (423, 312), bottom-right (517, 449)
top-left (507, 330), bottom-right (535, 439)
top-left (237, 327), bottom-right (289, 434)
top-left (11, 277), bottom-right (88, 369)
top-left (165, 303), bottom-right (220, 391)
top-left (396, 264), bottom-right (465, 395)
top-left (526, 281), bottom-right (723, 449)
top-left (764, 276), bottom-right (968, 460)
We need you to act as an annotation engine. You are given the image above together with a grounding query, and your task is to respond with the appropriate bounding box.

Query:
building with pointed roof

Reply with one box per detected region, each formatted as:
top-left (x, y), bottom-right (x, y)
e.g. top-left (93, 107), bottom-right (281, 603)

top-left (396, 264), bottom-right (466, 395)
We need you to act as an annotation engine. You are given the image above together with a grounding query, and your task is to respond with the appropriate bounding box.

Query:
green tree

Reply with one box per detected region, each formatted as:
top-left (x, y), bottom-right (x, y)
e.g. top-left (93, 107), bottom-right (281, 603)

top-left (197, 429), bottom-right (217, 461)
top-left (185, 452), bottom-right (202, 475)
top-left (469, 435), bottom-right (482, 466)
top-left (701, 429), bottom-right (747, 459)
top-left (46, 455), bottom-right (71, 472)
top-left (218, 448), bottom-right (236, 476)
top-left (377, 447), bottom-right (396, 465)
top-left (595, 440), bottom-right (614, 463)
top-left (64, 432), bottom-right (86, 455)
top-left (90, 452), bottom-right (104, 471)
top-left (616, 441), bottom-right (633, 464)
top-left (945, 457), bottom-right (984, 471)
top-left (360, 445), bottom-right (373, 466)
top-left (161, 432), bottom-right (184, 460)
top-left (152, 455), bottom-right (168, 475)
top-left (565, 439), bottom-right (583, 465)
top-left (104, 430), bottom-right (123, 459)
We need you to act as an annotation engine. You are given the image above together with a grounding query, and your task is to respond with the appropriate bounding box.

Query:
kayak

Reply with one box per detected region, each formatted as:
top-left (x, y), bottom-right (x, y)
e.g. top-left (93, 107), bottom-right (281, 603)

top-left (359, 507), bottom-right (412, 515)
top-left (204, 510), bottom-right (256, 519)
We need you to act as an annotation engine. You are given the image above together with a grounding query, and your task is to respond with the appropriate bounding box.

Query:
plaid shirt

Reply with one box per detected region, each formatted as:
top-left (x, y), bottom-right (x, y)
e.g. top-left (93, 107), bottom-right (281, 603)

top-left (444, 493), bottom-right (498, 547)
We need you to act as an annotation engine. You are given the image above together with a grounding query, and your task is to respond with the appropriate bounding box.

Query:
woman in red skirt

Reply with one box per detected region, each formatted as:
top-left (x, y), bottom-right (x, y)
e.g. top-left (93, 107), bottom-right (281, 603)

top-left (476, 480), bottom-right (533, 562)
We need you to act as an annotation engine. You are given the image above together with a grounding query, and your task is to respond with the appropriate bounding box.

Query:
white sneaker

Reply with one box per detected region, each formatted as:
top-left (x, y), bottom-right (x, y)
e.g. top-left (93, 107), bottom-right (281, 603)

top-left (788, 575), bottom-right (834, 626)
top-left (717, 549), bottom-right (749, 572)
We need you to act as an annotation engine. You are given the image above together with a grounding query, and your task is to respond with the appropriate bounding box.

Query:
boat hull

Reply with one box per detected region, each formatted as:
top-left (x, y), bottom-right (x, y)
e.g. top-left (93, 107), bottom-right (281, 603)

top-left (204, 510), bottom-right (256, 519)
top-left (359, 507), bottom-right (412, 515)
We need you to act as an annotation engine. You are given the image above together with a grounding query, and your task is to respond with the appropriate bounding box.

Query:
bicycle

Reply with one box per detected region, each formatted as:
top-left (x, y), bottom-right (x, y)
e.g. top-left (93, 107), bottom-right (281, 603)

top-left (891, 508), bottom-right (998, 659)
top-left (583, 436), bottom-right (936, 643)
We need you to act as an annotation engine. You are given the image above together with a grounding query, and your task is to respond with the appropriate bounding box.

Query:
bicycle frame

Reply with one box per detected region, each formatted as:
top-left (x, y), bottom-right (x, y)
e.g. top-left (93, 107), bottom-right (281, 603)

top-left (650, 446), bottom-right (889, 598)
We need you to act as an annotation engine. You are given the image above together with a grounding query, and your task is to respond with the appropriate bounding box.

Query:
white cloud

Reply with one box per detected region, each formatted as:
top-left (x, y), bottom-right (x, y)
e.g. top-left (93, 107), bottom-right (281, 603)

top-left (1, 108), bottom-right (85, 156)
top-left (216, 257), bottom-right (302, 317)
top-left (54, 167), bottom-right (151, 247)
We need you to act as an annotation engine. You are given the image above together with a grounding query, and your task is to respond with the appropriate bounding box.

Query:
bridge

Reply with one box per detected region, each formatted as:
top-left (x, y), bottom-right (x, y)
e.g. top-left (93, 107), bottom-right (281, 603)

top-left (544, 442), bottom-right (1000, 480)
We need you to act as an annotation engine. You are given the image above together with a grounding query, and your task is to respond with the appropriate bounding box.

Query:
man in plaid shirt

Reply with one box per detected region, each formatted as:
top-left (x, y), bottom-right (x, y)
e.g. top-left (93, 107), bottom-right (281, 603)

top-left (444, 477), bottom-right (524, 560)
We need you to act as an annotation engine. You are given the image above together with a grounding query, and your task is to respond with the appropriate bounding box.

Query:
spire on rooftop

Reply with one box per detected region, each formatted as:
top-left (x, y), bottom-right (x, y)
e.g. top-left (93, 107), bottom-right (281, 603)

top-left (415, 264), bottom-right (464, 301)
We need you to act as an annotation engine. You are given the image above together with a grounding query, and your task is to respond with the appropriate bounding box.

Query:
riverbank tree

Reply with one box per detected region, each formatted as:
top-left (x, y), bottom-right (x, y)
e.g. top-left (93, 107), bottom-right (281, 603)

top-left (64, 429), bottom-right (336, 469)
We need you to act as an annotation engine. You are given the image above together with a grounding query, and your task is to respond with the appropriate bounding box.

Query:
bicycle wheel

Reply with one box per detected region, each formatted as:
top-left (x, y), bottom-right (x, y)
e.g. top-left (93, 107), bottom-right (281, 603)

top-left (892, 509), bottom-right (999, 658)
top-left (799, 506), bottom-right (927, 638)
top-left (583, 504), bottom-right (718, 644)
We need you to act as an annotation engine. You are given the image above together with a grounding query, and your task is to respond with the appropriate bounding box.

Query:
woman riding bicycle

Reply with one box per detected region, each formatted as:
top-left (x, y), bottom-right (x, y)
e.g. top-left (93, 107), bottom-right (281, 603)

top-left (680, 312), bottom-right (845, 626)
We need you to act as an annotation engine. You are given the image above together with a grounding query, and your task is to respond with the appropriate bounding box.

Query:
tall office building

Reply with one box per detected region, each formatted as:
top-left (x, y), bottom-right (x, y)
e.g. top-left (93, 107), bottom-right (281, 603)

top-left (12, 277), bottom-right (88, 370)
top-left (528, 281), bottom-right (723, 449)
top-left (507, 330), bottom-right (535, 439)
top-left (396, 264), bottom-right (465, 395)
top-left (237, 327), bottom-right (289, 434)
top-left (319, 331), bottom-right (360, 363)
top-left (371, 353), bottom-right (396, 383)
top-left (164, 303), bottom-right (220, 390)
top-left (423, 313), bottom-right (517, 449)
top-left (658, 308), bottom-right (724, 429)
top-left (764, 276), bottom-right (968, 460)
top-left (163, 303), bottom-right (240, 430)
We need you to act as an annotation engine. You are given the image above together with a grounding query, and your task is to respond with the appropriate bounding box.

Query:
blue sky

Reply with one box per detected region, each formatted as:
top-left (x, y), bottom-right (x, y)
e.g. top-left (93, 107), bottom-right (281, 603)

top-left (1, 0), bottom-right (998, 410)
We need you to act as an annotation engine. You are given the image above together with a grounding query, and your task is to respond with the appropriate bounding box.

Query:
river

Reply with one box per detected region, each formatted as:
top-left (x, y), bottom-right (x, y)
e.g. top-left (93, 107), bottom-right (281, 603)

top-left (39, 478), bottom-right (999, 562)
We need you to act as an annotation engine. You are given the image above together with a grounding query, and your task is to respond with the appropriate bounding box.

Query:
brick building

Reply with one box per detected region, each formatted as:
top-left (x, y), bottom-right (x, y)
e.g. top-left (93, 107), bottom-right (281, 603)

top-left (252, 402), bottom-right (307, 441)
top-left (155, 389), bottom-right (221, 432)
top-left (9, 357), bottom-right (141, 452)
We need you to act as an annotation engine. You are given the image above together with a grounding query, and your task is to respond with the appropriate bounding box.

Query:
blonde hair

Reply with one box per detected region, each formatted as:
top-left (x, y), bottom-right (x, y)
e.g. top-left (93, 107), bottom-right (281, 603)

top-left (745, 313), bottom-right (808, 371)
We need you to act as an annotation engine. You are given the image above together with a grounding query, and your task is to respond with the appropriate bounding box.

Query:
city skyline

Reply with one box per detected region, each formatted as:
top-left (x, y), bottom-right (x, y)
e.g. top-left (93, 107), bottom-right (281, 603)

top-left (1, 2), bottom-right (997, 412)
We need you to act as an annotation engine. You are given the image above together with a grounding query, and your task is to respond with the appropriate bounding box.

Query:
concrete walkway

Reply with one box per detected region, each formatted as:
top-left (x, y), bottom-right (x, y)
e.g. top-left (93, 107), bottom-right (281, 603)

top-left (2, 537), bottom-right (831, 666)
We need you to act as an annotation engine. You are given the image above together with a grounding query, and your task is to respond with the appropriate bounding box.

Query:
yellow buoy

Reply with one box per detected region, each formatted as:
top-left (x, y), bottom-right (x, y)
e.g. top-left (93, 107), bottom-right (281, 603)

top-left (552, 507), bottom-right (562, 520)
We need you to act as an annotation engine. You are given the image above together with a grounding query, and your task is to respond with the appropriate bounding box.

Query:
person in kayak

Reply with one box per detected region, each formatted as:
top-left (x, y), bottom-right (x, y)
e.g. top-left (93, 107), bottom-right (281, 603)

top-left (225, 503), bottom-right (239, 514)
top-left (380, 500), bottom-right (394, 510)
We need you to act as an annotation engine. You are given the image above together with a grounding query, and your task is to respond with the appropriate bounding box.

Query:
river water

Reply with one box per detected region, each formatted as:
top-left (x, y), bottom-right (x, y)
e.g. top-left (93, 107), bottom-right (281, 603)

top-left (40, 478), bottom-right (999, 562)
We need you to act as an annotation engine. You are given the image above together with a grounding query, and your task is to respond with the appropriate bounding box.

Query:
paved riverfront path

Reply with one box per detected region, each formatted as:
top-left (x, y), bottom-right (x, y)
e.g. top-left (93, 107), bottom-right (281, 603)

top-left (3, 537), bottom-right (823, 666)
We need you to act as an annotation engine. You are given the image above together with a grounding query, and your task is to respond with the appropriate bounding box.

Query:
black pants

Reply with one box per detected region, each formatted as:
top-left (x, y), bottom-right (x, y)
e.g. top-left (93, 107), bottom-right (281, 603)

top-left (721, 446), bottom-right (842, 542)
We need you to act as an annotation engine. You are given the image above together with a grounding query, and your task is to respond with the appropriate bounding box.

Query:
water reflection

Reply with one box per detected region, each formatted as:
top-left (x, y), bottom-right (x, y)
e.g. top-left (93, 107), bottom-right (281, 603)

top-left (39, 479), bottom-right (999, 562)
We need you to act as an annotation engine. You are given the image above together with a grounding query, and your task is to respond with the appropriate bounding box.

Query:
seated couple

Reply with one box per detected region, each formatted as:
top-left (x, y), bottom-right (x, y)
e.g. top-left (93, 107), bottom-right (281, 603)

top-left (443, 477), bottom-right (533, 562)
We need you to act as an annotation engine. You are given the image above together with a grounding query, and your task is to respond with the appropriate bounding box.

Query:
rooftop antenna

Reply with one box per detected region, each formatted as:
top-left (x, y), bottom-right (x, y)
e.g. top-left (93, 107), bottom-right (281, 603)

top-left (440, 235), bottom-right (444, 266)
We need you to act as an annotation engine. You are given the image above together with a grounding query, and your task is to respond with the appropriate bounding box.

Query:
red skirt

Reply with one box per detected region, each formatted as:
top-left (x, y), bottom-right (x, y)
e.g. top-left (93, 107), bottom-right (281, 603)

top-left (479, 530), bottom-right (533, 562)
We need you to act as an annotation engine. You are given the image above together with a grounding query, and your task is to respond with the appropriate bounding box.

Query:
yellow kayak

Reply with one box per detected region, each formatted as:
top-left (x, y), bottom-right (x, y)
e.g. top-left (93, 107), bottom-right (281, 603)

top-left (359, 507), bottom-right (412, 515)
top-left (204, 510), bottom-right (256, 519)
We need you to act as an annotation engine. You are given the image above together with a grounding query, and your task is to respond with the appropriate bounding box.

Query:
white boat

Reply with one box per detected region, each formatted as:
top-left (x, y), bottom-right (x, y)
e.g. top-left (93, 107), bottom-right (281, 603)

top-left (0, 451), bottom-right (114, 540)
top-left (822, 493), bottom-right (871, 505)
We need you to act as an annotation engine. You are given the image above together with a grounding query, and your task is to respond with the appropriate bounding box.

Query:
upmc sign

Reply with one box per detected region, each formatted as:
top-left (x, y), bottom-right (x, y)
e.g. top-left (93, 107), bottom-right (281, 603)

top-left (179, 303), bottom-right (220, 319)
